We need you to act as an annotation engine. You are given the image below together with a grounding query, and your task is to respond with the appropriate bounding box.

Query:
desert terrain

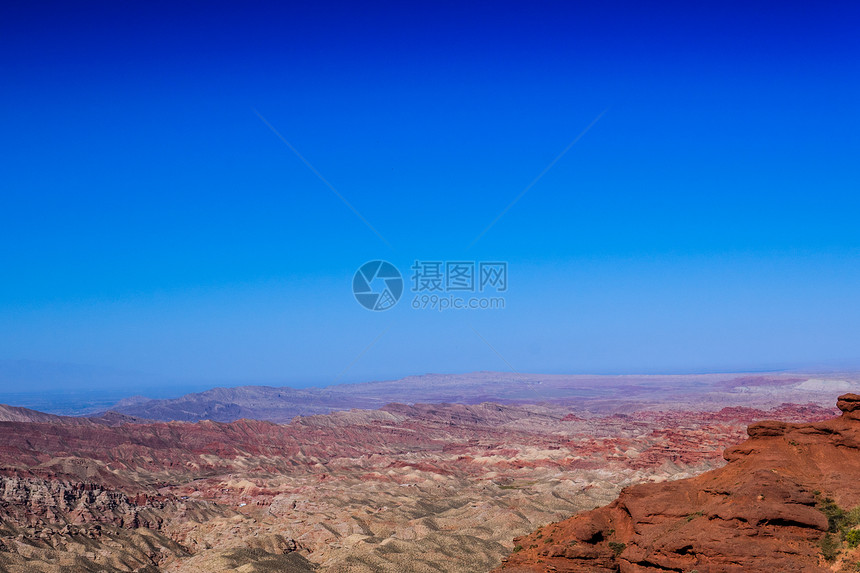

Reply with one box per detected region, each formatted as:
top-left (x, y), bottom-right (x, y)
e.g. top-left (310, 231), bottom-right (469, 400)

top-left (0, 372), bottom-right (854, 572)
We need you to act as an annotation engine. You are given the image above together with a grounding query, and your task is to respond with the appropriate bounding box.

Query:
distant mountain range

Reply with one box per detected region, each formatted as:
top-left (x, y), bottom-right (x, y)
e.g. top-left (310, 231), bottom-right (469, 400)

top-left (103, 371), bottom-right (859, 423)
top-left (0, 402), bottom-right (150, 425)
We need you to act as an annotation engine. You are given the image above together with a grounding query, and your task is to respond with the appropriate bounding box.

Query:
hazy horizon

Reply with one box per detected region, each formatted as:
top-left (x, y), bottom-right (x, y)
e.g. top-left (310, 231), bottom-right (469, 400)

top-left (1, 358), bottom-right (857, 415)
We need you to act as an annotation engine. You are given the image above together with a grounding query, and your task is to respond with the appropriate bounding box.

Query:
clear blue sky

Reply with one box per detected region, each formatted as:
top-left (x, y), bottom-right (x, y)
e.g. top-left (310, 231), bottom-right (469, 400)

top-left (1, 1), bottom-right (859, 391)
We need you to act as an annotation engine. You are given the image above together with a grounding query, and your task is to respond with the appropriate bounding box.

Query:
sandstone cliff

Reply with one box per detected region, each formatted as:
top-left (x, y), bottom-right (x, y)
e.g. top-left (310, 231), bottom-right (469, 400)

top-left (494, 393), bottom-right (860, 573)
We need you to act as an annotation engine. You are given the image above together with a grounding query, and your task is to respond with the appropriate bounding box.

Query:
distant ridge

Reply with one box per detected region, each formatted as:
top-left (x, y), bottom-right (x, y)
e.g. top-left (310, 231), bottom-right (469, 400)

top-left (0, 403), bottom-right (150, 426)
top-left (100, 371), bottom-right (859, 423)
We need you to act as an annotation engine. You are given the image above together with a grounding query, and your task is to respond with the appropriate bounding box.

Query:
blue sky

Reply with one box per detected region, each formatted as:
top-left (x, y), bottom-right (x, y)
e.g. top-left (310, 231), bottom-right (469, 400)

top-left (1, 1), bottom-right (859, 392)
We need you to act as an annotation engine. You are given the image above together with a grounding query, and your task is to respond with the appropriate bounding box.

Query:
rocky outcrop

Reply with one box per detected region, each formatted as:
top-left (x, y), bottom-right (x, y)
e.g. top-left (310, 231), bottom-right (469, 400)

top-left (837, 393), bottom-right (860, 418)
top-left (0, 474), bottom-right (308, 573)
top-left (0, 475), bottom-right (173, 528)
top-left (494, 393), bottom-right (860, 573)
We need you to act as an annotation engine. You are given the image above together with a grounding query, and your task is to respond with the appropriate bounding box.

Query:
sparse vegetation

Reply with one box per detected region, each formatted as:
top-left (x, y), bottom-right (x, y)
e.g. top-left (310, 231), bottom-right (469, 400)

top-left (512, 545), bottom-right (523, 553)
top-left (821, 497), bottom-right (847, 531)
top-left (821, 533), bottom-right (841, 562)
top-left (608, 541), bottom-right (626, 556)
top-left (815, 495), bottom-right (860, 561)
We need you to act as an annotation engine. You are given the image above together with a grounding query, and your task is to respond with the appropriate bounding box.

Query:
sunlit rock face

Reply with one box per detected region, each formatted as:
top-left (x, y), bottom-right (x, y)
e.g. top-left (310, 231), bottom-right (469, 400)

top-left (495, 394), bottom-right (860, 573)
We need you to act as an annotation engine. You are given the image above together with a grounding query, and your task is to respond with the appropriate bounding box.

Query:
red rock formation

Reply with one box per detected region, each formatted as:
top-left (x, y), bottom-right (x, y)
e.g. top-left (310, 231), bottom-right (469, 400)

top-left (494, 393), bottom-right (860, 573)
top-left (499, 394), bottom-right (860, 573)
